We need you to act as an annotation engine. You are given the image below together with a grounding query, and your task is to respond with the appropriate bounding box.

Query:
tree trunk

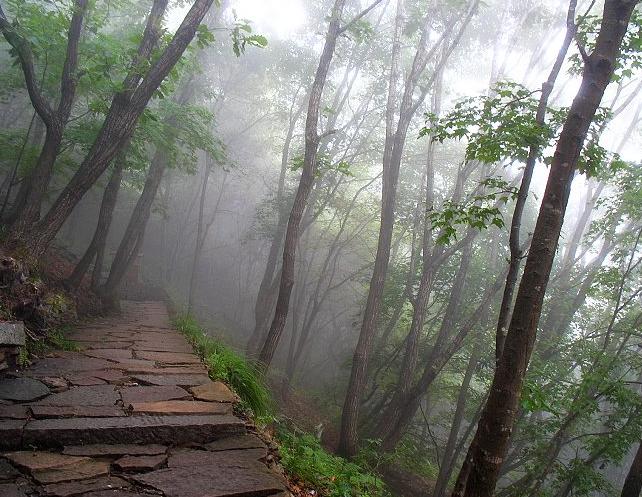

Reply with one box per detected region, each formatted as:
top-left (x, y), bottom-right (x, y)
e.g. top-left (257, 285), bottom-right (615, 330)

top-left (66, 154), bottom-right (125, 289)
top-left (338, 0), bottom-right (479, 457)
top-left (99, 150), bottom-right (167, 308)
top-left (257, 0), bottom-right (347, 370)
top-left (16, 0), bottom-right (213, 256)
top-left (459, 3), bottom-right (637, 495)
top-left (622, 443), bottom-right (642, 497)
top-left (495, 0), bottom-right (577, 360)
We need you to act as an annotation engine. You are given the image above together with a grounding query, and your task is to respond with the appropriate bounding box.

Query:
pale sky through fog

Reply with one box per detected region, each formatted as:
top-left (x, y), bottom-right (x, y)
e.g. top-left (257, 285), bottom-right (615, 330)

top-left (168, 0), bottom-right (307, 39)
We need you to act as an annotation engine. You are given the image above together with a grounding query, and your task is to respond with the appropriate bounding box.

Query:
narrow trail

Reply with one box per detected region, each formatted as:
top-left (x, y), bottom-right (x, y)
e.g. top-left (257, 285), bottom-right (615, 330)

top-left (0, 301), bottom-right (287, 497)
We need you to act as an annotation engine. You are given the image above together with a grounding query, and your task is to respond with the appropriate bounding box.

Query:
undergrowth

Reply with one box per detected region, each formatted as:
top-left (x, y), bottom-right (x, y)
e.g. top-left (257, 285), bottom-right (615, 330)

top-left (276, 425), bottom-right (390, 497)
top-left (172, 313), bottom-right (271, 417)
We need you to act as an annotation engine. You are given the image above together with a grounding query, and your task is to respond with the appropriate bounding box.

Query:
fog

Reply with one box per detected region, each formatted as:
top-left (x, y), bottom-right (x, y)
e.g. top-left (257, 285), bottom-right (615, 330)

top-left (2, 0), bottom-right (642, 495)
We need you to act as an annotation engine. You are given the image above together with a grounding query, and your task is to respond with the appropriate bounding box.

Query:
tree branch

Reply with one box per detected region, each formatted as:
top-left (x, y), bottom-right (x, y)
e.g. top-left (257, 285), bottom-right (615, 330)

top-left (58, 0), bottom-right (89, 118)
top-left (338, 0), bottom-right (384, 34)
top-left (0, 2), bottom-right (54, 125)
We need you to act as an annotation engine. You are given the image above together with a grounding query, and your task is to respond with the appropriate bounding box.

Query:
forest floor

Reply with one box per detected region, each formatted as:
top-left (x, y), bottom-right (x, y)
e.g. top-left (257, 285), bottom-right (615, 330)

top-left (0, 300), bottom-right (289, 497)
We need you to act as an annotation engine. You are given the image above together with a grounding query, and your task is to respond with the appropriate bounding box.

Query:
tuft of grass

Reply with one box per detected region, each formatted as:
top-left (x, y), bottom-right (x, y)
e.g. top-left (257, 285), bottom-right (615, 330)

top-left (277, 426), bottom-right (389, 497)
top-left (48, 326), bottom-right (80, 352)
top-left (173, 313), bottom-right (271, 417)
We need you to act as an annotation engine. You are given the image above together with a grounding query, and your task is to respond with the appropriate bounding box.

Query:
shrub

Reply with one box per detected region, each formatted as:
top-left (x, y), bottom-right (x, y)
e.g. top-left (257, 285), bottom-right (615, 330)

top-left (173, 313), bottom-right (271, 416)
top-left (277, 427), bottom-right (389, 497)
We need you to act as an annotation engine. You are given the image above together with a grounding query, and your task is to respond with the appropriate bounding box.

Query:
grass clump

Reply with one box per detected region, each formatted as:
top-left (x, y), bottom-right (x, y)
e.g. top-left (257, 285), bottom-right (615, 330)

top-left (173, 313), bottom-right (271, 417)
top-left (277, 427), bottom-right (389, 497)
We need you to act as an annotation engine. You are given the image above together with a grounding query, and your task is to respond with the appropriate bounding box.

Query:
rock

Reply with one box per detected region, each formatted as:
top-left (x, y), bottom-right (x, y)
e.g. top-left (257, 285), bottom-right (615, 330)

top-left (0, 377), bottom-right (50, 402)
top-left (0, 482), bottom-right (28, 497)
top-left (30, 405), bottom-right (125, 419)
top-left (0, 459), bottom-right (21, 480)
top-left (30, 356), bottom-right (115, 375)
top-left (42, 476), bottom-right (129, 497)
top-left (80, 491), bottom-right (150, 497)
top-left (0, 322), bottom-right (25, 346)
top-left (2, 451), bottom-right (108, 483)
top-left (0, 419), bottom-right (27, 449)
top-left (84, 349), bottom-right (132, 361)
top-left (129, 374), bottom-right (210, 387)
top-left (39, 377), bottom-right (69, 393)
top-left (112, 454), bottom-right (167, 472)
top-left (119, 385), bottom-right (191, 405)
top-left (34, 459), bottom-right (110, 484)
top-left (189, 382), bottom-right (236, 403)
top-left (65, 375), bottom-right (106, 387)
top-left (0, 405), bottom-right (30, 419)
top-left (203, 434), bottom-right (267, 452)
top-left (63, 444), bottom-right (166, 457)
top-left (33, 385), bottom-right (119, 407)
top-left (23, 415), bottom-right (244, 447)
top-left (132, 341), bottom-right (194, 353)
top-left (135, 351), bottom-right (200, 364)
top-left (129, 400), bottom-right (231, 415)
top-left (133, 449), bottom-right (285, 497)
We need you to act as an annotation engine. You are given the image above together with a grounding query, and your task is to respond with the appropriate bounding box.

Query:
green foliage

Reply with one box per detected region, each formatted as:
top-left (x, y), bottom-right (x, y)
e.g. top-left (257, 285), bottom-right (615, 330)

top-left (277, 427), bottom-right (389, 497)
top-left (421, 82), bottom-right (559, 164)
top-left (572, 9), bottom-right (642, 81)
top-left (173, 314), bottom-right (271, 416)
top-left (230, 12), bottom-right (268, 57)
top-left (290, 153), bottom-right (354, 178)
top-left (429, 177), bottom-right (518, 245)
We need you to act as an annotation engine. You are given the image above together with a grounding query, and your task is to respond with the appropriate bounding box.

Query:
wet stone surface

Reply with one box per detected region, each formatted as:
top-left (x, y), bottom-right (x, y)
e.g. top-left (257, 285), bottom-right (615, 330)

top-left (0, 301), bottom-right (286, 496)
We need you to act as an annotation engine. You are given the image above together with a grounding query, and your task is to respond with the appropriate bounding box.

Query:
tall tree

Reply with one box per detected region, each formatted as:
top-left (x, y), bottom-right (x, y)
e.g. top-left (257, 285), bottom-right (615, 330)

top-left (257, 0), bottom-right (383, 370)
top-left (0, 0), bottom-right (88, 227)
top-left (338, 0), bottom-right (480, 457)
top-left (11, 0), bottom-right (215, 256)
top-left (457, 2), bottom-right (638, 495)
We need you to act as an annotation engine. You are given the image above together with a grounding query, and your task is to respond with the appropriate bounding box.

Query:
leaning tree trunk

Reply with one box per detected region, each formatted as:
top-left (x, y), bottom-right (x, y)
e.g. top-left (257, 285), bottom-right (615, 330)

top-left (99, 151), bottom-right (167, 309)
top-left (17, 0), bottom-right (214, 256)
top-left (458, 3), bottom-right (637, 496)
top-left (66, 153), bottom-right (126, 289)
top-left (257, 0), bottom-right (347, 370)
top-left (495, 0), bottom-right (578, 360)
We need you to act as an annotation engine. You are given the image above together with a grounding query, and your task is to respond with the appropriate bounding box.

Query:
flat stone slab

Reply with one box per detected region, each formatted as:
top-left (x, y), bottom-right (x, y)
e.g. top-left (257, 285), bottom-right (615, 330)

top-left (119, 386), bottom-right (191, 405)
top-left (30, 405), bottom-right (125, 419)
top-left (129, 374), bottom-right (210, 387)
top-left (23, 415), bottom-right (244, 447)
top-left (134, 449), bottom-right (285, 497)
top-left (190, 382), bottom-right (236, 403)
top-left (63, 444), bottom-right (167, 457)
top-left (0, 377), bottom-right (50, 402)
top-left (0, 419), bottom-right (26, 449)
top-left (42, 476), bottom-right (130, 497)
top-left (203, 434), bottom-right (267, 452)
top-left (112, 454), bottom-right (167, 472)
top-left (33, 385), bottom-right (119, 407)
top-left (30, 356), bottom-right (115, 375)
top-left (84, 349), bottom-right (133, 361)
top-left (129, 401), bottom-right (231, 415)
top-left (135, 351), bottom-right (201, 364)
top-left (2, 451), bottom-right (109, 484)
top-left (0, 458), bottom-right (21, 480)
top-left (0, 482), bottom-right (28, 497)
top-left (65, 375), bottom-right (107, 386)
top-left (0, 405), bottom-right (30, 419)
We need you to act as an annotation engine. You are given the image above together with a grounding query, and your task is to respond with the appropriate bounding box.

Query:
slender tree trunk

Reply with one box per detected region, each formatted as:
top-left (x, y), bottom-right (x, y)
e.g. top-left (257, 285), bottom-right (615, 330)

top-left (188, 156), bottom-right (213, 313)
top-left (338, 0), bottom-right (479, 456)
top-left (66, 154), bottom-right (125, 289)
top-left (495, 0), bottom-right (578, 360)
top-left (459, 3), bottom-right (637, 495)
top-left (99, 150), bottom-right (167, 308)
top-left (257, 0), bottom-right (348, 370)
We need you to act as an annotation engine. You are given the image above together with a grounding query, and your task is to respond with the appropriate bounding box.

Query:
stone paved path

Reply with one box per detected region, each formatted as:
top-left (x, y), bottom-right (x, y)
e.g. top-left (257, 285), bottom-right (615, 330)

top-left (0, 301), bottom-right (287, 497)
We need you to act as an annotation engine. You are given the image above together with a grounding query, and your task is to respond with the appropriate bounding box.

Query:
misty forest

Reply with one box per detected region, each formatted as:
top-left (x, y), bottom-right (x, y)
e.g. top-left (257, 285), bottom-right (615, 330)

top-left (1, 0), bottom-right (642, 496)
